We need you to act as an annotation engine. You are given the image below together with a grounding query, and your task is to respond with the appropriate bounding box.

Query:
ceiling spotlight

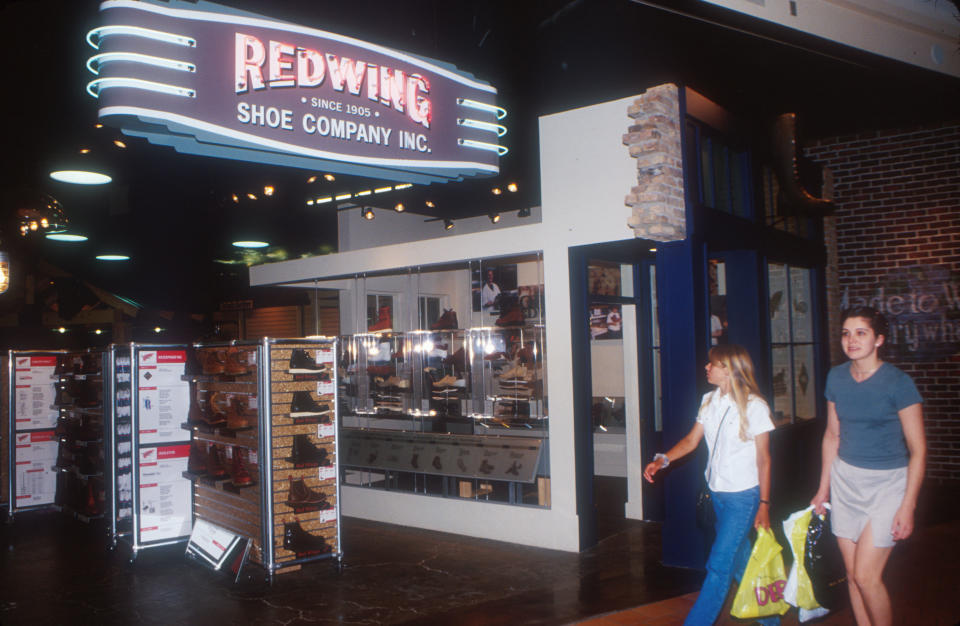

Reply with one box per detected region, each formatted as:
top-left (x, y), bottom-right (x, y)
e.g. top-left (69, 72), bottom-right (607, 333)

top-left (517, 207), bottom-right (531, 218)
top-left (324, 173), bottom-right (335, 181)
top-left (425, 200), bottom-right (435, 208)
top-left (307, 175), bottom-right (317, 184)
top-left (231, 194), bottom-right (239, 203)
top-left (50, 170), bottom-right (112, 185)
top-left (95, 254), bottom-right (130, 261)
top-left (649, 247), bottom-right (658, 253)
top-left (443, 219), bottom-right (454, 230)
top-left (491, 187), bottom-right (502, 195)
top-left (46, 233), bottom-right (88, 242)
top-left (94, 123), bottom-right (103, 129)
top-left (246, 193), bottom-right (257, 200)
top-left (78, 148), bottom-right (91, 154)
top-left (113, 139), bottom-right (126, 149)
top-left (232, 240), bottom-right (269, 248)
top-left (394, 203), bottom-right (405, 213)
top-left (507, 182), bottom-right (518, 192)
top-left (263, 185), bottom-right (275, 196)
top-left (489, 213), bottom-right (501, 224)
top-left (306, 199), bottom-right (315, 206)
top-left (362, 208), bottom-right (375, 220)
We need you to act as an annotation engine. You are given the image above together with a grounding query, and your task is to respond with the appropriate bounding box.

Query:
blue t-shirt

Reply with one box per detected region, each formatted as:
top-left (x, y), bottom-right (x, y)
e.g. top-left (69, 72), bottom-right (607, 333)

top-left (824, 362), bottom-right (922, 469)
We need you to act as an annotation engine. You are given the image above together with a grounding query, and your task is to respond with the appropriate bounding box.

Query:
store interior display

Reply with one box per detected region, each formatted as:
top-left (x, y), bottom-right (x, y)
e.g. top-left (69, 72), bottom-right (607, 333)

top-left (337, 255), bottom-right (549, 507)
top-left (183, 339), bottom-right (341, 577)
top-left (53, 351), bottom-right (106, 521)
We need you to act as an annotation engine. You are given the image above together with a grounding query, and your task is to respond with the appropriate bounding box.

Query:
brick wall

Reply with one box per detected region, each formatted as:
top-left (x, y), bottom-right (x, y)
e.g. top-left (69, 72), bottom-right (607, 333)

top-left (622, 83), bottom-right (686, 241)
top-left (806, 122), bottom-right (960, 481)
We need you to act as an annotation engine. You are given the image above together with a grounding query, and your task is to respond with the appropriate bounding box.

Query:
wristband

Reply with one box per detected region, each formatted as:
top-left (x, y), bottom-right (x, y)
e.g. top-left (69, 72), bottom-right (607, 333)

top-left (759, 499), bottom-right (770, 505)
top-left (653, 453), bottom-right (670, 468)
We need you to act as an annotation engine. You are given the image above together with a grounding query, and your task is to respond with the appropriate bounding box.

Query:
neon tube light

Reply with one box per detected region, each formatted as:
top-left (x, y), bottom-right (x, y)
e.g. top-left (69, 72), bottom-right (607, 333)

top-left (86, 25), bottom-right (196, 49)
top-left (457, 138), bottom-right (509, 156)
top-left (87, 52), bottom-right (196, 75)
top-left (87, 77), bottom-right (196, 99)
top-left (457, 118), bottom-right (507, 137)
top-left (457, 98), bottom-right (507, 120)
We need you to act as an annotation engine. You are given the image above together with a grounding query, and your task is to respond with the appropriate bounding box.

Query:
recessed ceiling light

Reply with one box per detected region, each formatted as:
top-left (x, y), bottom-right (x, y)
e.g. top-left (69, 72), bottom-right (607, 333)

top-left (492, 187), bottom-right (502, 195)
top-left (113, 139), bottom-right (127, 149)
top-left (307, 175), bottom-right (317, 184)
top-left (46, 233), bottom-right (89, 242)
top-left (246, 193), bottom-right (257, 200)
top-left (50, 170), bottom-right (112, 185)
top-left (324, 173), bottom-right (335, 181)
top-left (263, 185), bottom-right (275, 196)
top-left (394, 203), bottom-right (405, 212)
top-left (231, 194), bottom-right (239, 203)
top-left (507, 182), bottom-right (518, 192)
top-left (425, 200), bottom-right (435, 208)
top-left (232, 240), bottom-right (269, 248)
top-left (96, 254), bottom-right (130, 261)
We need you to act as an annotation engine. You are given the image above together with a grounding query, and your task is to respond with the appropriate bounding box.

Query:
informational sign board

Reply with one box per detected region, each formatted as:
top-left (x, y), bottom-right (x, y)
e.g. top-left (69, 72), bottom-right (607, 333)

top-left (186, 518), bottom-right (251, 581)
top-left (87, 0), bottom-right (505, 183)
top-left (137, 350), bottom-right (190, 445)
top-left (138, 443), bottom-right (192, 542)
top-left (13, 356), bottom-right (57, 430)
top-left (13, 430), bottom-right (58, 507)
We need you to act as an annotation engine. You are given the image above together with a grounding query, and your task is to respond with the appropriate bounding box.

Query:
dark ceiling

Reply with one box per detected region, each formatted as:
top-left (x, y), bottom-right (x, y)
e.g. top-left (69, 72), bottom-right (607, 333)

top-left (1, 0), bottom-right (958, 316)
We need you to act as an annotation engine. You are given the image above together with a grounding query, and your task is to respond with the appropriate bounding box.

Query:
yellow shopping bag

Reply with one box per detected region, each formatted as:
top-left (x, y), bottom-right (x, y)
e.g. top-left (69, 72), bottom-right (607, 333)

top-left (731, 527), bottom-right (790, 619)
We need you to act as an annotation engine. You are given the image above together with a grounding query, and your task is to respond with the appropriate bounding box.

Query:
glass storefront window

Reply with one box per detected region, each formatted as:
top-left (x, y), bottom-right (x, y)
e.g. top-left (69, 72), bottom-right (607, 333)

top-left (768, 263), bottom-right (817, 425)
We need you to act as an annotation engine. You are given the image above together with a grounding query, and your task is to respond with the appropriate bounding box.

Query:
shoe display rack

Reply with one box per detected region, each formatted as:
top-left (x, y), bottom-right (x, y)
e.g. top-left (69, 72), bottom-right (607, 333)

top-left (104, 344), bottom-right (193, 559)
top-left (53, 351), bottom-right (107, 522)
top-left (183, 338), bottom-right (341, 578)
top-left (5, 351), bottom-right (63, 520)
top-left (339, 317), bottom-right (549, 506)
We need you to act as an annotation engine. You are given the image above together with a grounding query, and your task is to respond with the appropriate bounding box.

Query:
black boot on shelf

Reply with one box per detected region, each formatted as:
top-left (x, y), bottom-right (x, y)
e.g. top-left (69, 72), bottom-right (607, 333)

top-left (283, 519), bottom-right (332, 555)
top-left (289, 434), bottom-right (329, 466)
top-left (289, 391), bottom-right (331, 417)
top-left (288, 349), bottom-right (323, 374)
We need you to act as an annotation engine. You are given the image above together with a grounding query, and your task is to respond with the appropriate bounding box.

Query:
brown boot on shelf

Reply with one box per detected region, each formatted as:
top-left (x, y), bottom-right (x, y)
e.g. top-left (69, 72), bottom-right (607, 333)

top-left (201, 350), bottom-right (227, 375)
top-left (188, 442), bottom-right (207, 474)
top-left (230, 447), bottom-right (254, 486)
top-left (286, 476), bottom-right (330, 507)
top-left (206, 444), bottom-right (229, 479)
top-left (495, 305), bottom-right (524, 327)
top-left (430, 308), bottom-right (458, 330)
top-left (187, 381), bottom-right (207, 425)
top-left (368, 305), bottom-right (392, 332)
top-left (226, 396), bottom-right (256, 430)
top-left (283, 519), bottom-right (332, 555)
top-left (224, 347), bottom-right (252, 375)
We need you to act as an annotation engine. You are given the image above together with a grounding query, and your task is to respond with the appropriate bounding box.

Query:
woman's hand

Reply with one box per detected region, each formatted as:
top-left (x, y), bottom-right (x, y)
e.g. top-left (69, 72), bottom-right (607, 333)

top-left (810, 488), bottom-right (830, 515)
top-left (891, 504), bottom-right (915, 541)
top-left (754, 503), bottom-right (770, 530)
top-left (643, 458), bottom-right (665, 483)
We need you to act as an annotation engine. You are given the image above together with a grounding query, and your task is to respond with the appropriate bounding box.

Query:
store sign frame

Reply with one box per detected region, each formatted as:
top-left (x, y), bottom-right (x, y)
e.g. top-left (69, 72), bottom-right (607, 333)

top-left (86, 0), bottom-right (506, 183)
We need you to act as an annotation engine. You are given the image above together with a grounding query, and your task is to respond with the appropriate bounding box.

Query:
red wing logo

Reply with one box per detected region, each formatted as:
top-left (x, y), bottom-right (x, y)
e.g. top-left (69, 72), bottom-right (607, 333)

top-left (142, 352), bottom-right (156, 363)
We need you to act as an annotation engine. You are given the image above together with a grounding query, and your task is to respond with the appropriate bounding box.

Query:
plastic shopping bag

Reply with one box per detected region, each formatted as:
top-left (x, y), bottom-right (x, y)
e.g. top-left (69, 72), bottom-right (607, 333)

top-left (782, 506), bottom-right (831, 622)
top-left (806, 508), bottom-right (846, 610)
top-left (730, 527), bottom-right (790, 619)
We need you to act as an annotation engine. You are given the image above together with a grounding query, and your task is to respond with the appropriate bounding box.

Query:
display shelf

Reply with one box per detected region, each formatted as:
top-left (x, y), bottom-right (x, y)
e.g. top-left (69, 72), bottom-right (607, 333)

top-left (183, 338), bottom-right (341, 579)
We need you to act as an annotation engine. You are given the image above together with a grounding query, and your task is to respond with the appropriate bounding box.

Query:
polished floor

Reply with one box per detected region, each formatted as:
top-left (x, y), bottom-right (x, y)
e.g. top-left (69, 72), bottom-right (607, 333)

top-left (1, 480), bottom-right (958, 625)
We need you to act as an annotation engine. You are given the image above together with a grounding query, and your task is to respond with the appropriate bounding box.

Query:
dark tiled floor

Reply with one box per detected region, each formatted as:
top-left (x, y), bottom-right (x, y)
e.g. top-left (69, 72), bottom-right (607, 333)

top-left (1, 479), bottom-right (957, 625)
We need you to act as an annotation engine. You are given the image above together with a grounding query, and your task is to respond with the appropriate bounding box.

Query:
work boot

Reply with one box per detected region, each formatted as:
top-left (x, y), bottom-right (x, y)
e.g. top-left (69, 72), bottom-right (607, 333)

top-left (286, 476), bottom-right (330, 507)
top-left (288, 349), bottom-right (323, 373)
top-left (495, 305), bottom-right (524, 327)
top-left (225, 347), bottom-right (253, 375)
top-left (187, 442), bottom-right (207, 474)
top-left (368, 305), bottom-right (392, 332)
top-left (283, 519), bottom-right (332, 555)
top-left (430, 308), bottom-right (459, 330)
top-left (289, 434), bottom-right (329, 466)
top-left (226, 396), bottom-right (256, 430)
top-left (206, 444), bottom-right (229, 479)
top-left (230, 447), bottom-right (254, 487)
top-left (201, 350), bottom-right (227, 375)
top-left (290, 391), bottom-right (331, 417)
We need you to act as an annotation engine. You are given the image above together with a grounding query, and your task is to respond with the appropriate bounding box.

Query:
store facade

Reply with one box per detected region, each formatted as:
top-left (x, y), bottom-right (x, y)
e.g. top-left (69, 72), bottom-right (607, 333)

top-left (251, 83), bottom-right (834, 563)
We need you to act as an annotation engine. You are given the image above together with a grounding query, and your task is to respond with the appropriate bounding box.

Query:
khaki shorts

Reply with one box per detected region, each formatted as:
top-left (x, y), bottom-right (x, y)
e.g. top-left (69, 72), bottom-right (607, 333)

top-left (830, 457), bottom-right (907, 548)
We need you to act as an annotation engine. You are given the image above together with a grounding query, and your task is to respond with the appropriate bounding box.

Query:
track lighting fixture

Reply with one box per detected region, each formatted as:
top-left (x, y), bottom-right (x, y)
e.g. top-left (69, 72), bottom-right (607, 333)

top-left (443, 219), bottom-right (454, 230)
top-left (517, 207), bottom-right (531, 218)
top-left (394, 202), bottom-right (405, 213)
top-left (489, 213), bottom-right (501, 224)
top-left (363, 208), bottom-right (375, 220)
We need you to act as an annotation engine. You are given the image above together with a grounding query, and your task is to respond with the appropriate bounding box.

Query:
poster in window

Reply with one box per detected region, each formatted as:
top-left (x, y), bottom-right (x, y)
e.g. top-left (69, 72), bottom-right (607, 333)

top-left (473, 264), bottom-right (517, 313)
top-left (790, 268), bottom-right (813, 343)
top-left (770, 346), bottom-right (793, 425)
top-left (588, 263), bottom-right (621, 296)
top-left (768, 263), bottom-right (789, 343)
top-left (793, 345), bottom-right (816, 420)
top-left (590, 304), bottom-right (623, 340)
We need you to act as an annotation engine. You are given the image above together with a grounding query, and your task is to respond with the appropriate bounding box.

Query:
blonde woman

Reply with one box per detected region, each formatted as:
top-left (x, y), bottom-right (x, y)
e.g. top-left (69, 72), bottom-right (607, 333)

top-left (644, 344), bottom-right (777, 625)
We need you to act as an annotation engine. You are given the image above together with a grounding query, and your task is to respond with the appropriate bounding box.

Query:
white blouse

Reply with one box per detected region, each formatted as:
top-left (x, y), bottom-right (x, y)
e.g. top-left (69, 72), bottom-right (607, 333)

top-left (696, 389), bottom-right (774, 492)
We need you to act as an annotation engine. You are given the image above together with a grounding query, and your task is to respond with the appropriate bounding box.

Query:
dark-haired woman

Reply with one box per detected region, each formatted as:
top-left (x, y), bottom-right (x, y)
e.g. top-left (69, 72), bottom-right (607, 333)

top-left (811, 306), bottom-right (925, 626)
top-left (644, 344), bottom-right (777, 625)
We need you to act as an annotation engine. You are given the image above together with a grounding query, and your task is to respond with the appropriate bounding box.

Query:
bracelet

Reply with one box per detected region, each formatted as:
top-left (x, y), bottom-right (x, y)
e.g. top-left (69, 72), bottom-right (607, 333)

top-left (653, 453), bottom-right (670, 468)
top-left (759, 499), bottom-right (770, 505)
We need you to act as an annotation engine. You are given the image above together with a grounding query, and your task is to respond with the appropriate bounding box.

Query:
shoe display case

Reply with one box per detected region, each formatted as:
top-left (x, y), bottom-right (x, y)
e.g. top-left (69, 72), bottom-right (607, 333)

top-left (183, 338), bottom-right (341, 578)
top-left (339, 321), bottom-right (549, 506)
top-left (104, 344), bottom-right (193, 559)
top-left (5, 351), bottom-right (63, 520)
top-left (53, 351), bottom-right (107, 522)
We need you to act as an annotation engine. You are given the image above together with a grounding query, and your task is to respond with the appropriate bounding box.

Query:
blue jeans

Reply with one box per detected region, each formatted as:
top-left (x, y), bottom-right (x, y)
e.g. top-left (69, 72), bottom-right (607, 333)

top-left (684, 486), bottom-right (780, 626)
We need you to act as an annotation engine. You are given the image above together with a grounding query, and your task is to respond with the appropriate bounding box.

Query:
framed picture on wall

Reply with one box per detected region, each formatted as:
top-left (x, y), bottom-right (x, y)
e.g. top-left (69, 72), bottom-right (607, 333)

top-left (472, 264), bottom-right (518, 313)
